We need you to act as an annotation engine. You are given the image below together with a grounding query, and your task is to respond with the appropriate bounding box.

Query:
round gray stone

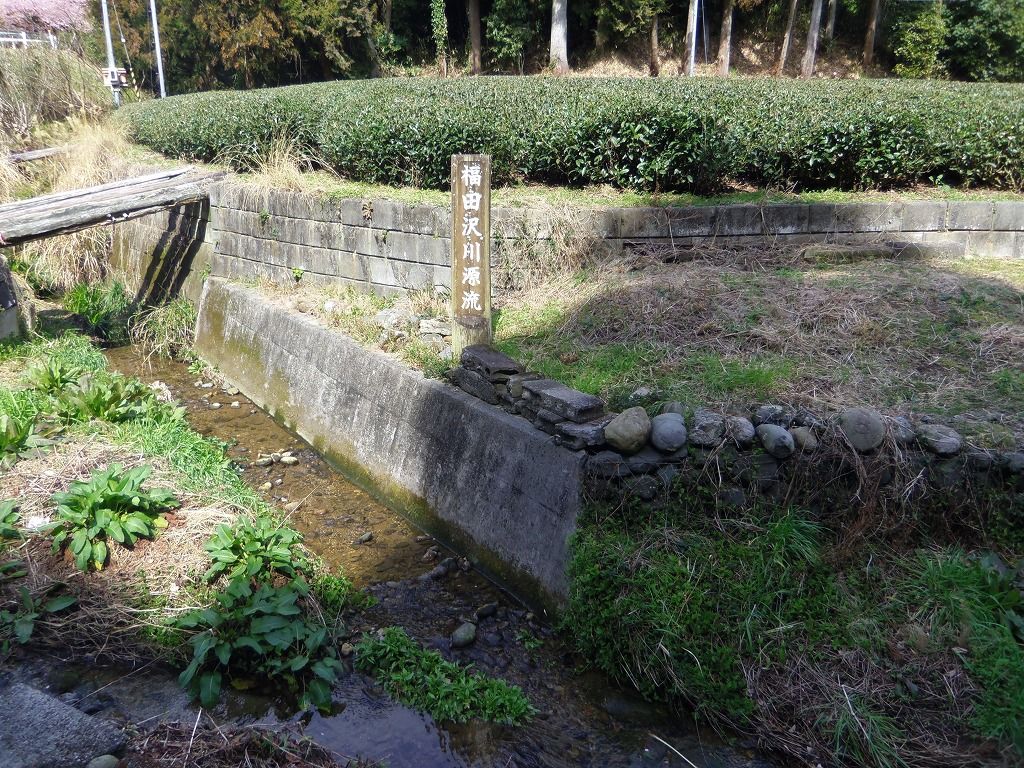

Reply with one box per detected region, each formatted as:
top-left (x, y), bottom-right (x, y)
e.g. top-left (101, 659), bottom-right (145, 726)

top-left (839, 407), bottom-right (886, 453)
top-left (690, 408), bottom-right (725, 448)
top-left (755, 424), bottom-right (795, 459)
top-left (724, 416), bottom-right (756, 448)
top-left (889, 416), bottom-right (916, 445)
top-left (789, 426), bottom-right (818, 453)
top-left (917, 424), bottom-right (962, 457)
top-left (624, 475), bottom-right (660, 501)
top-left (604, 407), bottom-right (652, 454)
top-left (588, 450), bottom-right (631, 479)
top-left (753, 404), bottom-right (793, 428)
top-left (626, 447), bottom-right (663, 475)
top-left (451, 622), bottom-right (477, 648)
top-left (650, 413), bottom-right (687, 453)
top-left (659, 401), bottom-right (685, 416)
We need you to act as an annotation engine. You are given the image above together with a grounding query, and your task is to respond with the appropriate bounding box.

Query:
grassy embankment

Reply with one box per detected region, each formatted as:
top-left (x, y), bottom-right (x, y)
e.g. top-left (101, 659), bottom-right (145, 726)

top-left (0, 316), bottom-right (532, 727)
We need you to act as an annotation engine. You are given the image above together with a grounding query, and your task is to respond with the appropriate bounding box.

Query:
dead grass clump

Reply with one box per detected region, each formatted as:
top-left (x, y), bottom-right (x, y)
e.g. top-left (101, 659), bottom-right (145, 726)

top-left (747, 648), bottom-right (986, 768)
top-left (0, 437), bottom-right (235, 661)
top-left (14, 122), bottom-right (139, 293)
top-left (127, 719), bottom-right (357, 767)
top-left (494, 204), bottom-right (612, 293)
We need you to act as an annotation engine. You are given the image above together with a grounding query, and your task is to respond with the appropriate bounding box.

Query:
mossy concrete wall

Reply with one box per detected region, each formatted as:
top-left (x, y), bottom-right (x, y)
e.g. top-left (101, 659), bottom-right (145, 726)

top-left (194, 278), bottom-right (585, 611)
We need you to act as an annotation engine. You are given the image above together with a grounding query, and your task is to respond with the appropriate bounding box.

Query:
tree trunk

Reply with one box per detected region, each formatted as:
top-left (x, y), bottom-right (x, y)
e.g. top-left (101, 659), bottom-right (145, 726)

top-left (549, 0), bottom-right (569, 74)
top-left (467, 0), bottom-right (482, 74)
top-left (863, 0), bottom-right (881, 69)
top-left (801, 0), bottom-right (824, 78)
top-left (649, 15), bottom-right (660, 76)
top-left (382, 0), bottom-right (392, 30)
top-left (683, 0), bottom-right (699, 76)
top-left (777, 0), bottom-right (799, 76)
top-left (825, 0), bottom-right (837, 40)
top-left (716, 0), bottom-right (735, 77)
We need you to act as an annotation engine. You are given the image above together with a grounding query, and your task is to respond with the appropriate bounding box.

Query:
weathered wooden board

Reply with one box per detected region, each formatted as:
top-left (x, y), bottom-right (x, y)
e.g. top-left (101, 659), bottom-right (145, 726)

top-left (0, 168), bottom-right (224, 247)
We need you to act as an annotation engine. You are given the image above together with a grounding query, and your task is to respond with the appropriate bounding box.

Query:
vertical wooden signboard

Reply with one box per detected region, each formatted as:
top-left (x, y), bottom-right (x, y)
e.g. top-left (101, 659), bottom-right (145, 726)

top-left (451, 154), bottom-right (492, 356)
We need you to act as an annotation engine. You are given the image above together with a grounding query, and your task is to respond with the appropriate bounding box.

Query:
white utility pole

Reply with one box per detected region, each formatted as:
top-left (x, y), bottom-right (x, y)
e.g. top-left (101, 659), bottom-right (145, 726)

top-left (149, 0), bottom-right (167, 97)
top-left (99, 0), bottom-right (121, 107)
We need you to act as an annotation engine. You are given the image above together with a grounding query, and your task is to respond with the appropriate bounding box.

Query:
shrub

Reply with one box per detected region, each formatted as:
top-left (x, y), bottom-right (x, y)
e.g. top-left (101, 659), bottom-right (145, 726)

top-left (355, 626), bottom-right (535, 725)
top-left (204, 516), bottom-right (307, 583)
top-left (129, 298), bottom-right (197, 361)
top-left (176, 577), bottom-right (344, 711)
top-left (53, 373), bottom-right (176, 424)
top-left (945, 0), bottom-right (1024, 83)
top-left (0, 413), bottom-right (53, 469)
top-left (50, 463), bottom-right (178, 571)
top-left (63, 282), bottom-right (133, 343)
top-left (122, 78), bottom-right (1024, 192)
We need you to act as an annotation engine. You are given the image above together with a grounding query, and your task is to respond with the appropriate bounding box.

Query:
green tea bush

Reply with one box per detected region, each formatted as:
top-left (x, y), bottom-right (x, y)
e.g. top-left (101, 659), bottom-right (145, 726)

top-left (122, 78), bottom-right (1024, 192)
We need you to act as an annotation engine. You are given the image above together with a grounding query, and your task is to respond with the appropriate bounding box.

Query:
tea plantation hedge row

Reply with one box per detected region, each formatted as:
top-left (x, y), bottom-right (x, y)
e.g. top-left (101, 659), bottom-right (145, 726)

top-left (121, 78), bottom-right (1024, 193)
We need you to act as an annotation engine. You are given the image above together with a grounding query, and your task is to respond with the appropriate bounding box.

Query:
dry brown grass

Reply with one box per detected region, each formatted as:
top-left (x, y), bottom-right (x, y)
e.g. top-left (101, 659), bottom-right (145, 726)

top-left (496, 246), bottom-right (1024, 443)
top-left (0, 436), bottom-right (235, 661)
top-left (127, 719), bottom-right (360, 767)
top-left (12, 122), bottom-right (145, 292)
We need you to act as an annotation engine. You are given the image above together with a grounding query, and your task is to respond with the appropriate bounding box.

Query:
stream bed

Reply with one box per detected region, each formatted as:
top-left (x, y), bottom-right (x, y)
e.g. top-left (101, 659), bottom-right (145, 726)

top-left (18, 346), bottom-right (781, 768)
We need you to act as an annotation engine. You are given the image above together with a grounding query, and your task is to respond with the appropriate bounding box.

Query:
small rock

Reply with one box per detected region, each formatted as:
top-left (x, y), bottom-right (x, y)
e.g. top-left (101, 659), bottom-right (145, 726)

top-left (87, 757), bottom-right (120, 768)
top-left (340, 642), bottom-right (354, 657)
top-left (283, 501), bottom-right (301, 513)
top-left (650, 413), bottom-right (687, 453)
top-left (659, 401), bottom-right (685, 416)
top-left (724, 415), bottom-right (756, 448)
top-left (756, 424), bottom-right (795, 459)
top-left (630, 386), bottom-right (654, 400)
top-left (917, 424), bottom-right (962, 457)
top-left (689, 408), bottom-right (725, 448)
top-left (1000, 451), bottom-right (1024, 474)
top-left (604, 407), bottom-right (652, 455)
top-left (506, 373), bottom-right (543, 398)
top-left (280, 455), bottom-right (299, 466)
top-left (790, 426), bottom-right (818, 453)
top-left (792, 408), bottom-right (824, 429)
top-left (422, 545), bottom-right (440, 562)
top-left (254, 457), bottom-right (273, 467)
top-left (753, 404), bottom-right (792, 427)
top-left (839, 407), bottom-right (886, 453)
top-left (259, 482), bottom-right (272, 492)
top-left (419, 318), bottom-right (452, 336)
top-left (624, 475), bottom-right (660, 501)
top-left (414, 535), bottom-right (432, 543)
top-left (889, 416), bottom-right (916, 445)
top-left (448, 367), bottom-right (500, 405)
top-left (587, 451), bottom-right (631, 479)
top-left (209, 402), bottom-right (222, 410)
top-left (451, 622), bottom-right (477, 648)
top-left (354, 532), bottom-right (373, 545)
top-left (274, 478), bottom-right (283, 486)
top-left (230, 401), bottom-right (240, 408)
top-left (375, 307), bottom-right (413, 329)
top-left (226, 387), bottom-right (240, 396)
top-left (626, 447), bottom-right (663, 474)
top-left (271, 452), bottom-right (282, 463)
top-left (475, 602), bottom-right (498, 620)
top-left (718, 486), bottom-right (746, 508)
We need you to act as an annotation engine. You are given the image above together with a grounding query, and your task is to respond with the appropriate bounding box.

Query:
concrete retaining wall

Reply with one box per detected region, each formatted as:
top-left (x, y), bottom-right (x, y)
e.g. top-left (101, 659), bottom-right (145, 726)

top-left (115, 182), bottom-right (1024, 300)
top-left (194, 278), bottom-right (585, 610)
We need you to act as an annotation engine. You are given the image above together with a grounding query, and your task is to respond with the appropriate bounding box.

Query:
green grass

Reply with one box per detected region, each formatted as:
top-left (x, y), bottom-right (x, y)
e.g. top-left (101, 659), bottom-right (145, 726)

top-left (565, 483), bottom-right (1024, 764)
top-left (354, 626), bottom-right (535, 726)
top-left (62, 282), bottom-right (134, 343)
top-left (129, 297), bottom-right (198, 361)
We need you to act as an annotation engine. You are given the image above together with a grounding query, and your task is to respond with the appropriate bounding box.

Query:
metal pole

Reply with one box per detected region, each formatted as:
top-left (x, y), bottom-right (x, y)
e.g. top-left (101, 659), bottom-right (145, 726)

top-left (99, 0), bottom-right (121, 107)
top-left (149, 0), bottom-right (167, 97)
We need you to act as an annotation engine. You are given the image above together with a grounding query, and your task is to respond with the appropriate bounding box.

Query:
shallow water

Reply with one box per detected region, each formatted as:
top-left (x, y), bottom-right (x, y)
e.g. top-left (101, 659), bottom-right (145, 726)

top-left (98, 346), bottom-right (781, 768)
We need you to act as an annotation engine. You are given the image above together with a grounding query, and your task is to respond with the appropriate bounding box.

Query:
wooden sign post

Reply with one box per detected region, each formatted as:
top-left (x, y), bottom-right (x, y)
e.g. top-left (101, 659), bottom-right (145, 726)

top-left (451, 154), bottom-right (492, 356)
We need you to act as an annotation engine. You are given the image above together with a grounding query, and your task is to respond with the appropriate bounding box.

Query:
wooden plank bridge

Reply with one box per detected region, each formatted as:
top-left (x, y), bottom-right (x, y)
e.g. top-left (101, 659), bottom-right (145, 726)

top-left (0, 166), bottom-right (224, 248)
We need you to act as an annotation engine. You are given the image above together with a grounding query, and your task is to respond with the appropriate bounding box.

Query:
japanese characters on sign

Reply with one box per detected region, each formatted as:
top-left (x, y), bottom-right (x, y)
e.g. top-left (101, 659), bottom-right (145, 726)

top-left (451, 154), bottom-right (492, 351)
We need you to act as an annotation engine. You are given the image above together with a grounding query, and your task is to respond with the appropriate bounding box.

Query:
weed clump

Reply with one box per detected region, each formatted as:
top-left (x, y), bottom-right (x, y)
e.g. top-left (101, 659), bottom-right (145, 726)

top-left (355, 626), bottom-right (535, 725)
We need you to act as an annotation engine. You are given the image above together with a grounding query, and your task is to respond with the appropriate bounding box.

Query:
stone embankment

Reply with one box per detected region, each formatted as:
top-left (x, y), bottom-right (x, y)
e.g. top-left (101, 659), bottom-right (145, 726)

top-left (449, 348), bottom-right (1024, 507)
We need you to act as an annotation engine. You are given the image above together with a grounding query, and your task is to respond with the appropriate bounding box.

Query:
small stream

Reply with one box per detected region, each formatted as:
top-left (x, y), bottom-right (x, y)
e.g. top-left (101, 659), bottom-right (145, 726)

top-left (28, 346), bottom-right (779, 768)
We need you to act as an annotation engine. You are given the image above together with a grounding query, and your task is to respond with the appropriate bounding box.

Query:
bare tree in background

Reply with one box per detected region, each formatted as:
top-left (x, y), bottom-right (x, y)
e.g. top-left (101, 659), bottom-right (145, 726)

top-left (777, 0), bottom-right (799, 76)
top-left (683, 0), bottom-right (699, 75)
top-left (467, 0), bottom-right (482, 74)
top-left (825, 0), bottom-right (837, 39)
top-left (801, 0), bottom-right (824, 77)
top-left (863, 0), bottom-right (882, 68)
top-left (650, 13), bottom-right (660, 76)
top-left (550, 0), bottom-right (569, 73)
top-left (716, 0), bottom-right (736, 76)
